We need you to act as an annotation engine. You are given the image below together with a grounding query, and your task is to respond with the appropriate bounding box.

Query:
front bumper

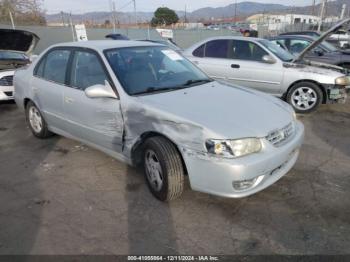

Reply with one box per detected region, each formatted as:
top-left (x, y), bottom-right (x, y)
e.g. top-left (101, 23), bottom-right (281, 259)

top-left (324, 84), bottom-right (347, 104)
top-left (181, 121), bottom-right (304, 198)
top-left (0, 85), bottom-right (14, 101)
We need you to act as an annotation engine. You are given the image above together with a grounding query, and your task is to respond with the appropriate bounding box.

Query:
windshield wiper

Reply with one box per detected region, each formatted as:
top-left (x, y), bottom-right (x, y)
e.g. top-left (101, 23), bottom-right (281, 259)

top-left (131, 79), bottom-right (213, 96)
top-left (132, 86), bottom-right (182, 96)
top-left (182, 79), bottom-right (213, 87)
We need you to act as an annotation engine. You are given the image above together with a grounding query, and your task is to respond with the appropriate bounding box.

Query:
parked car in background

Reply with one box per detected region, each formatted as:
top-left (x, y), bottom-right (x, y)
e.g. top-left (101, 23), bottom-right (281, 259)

top-left (279, 31), bottom-right (321, 38)
top-left (0, 29), bottom-right (39, 101)
top-left (105, 34), bottom-right (130, 40)
top-left (137, 39), bottom-right (182, 52)
top-left (279, 30), bottom-right (349, 49)
top-left (184, 19), bottom-right (350, 113)
top-left (14, 40), bottom-right (304, 201)
top-left (269, 35), bottom-right (350, 69)
top-left (328, 29), bottom-right (350, 49)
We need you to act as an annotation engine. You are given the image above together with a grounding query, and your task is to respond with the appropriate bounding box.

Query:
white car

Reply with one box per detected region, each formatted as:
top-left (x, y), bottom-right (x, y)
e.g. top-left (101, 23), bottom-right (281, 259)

top-left (329, 29), bottom-right (350, 49)
top-left (14, 40), bottom-right (304, 201)
top-left (0, 29), bottom-right (39, 101)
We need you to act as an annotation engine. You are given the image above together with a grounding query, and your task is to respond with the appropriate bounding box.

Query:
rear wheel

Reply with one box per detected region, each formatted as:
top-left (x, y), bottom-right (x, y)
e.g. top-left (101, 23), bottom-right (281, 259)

top-left (286, 82), bottom-right (323, 113)
top-left (26, 101), bottom-right (53, 138)
top-left (143, 136), bottom-right (184, 201)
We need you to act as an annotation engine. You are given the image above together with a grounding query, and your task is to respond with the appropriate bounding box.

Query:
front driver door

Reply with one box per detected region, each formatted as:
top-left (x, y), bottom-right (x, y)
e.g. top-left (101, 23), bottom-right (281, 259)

top-left (226, 40), bottom-right (283, 95)
top-left (63, 49), bottom-right (124, 153)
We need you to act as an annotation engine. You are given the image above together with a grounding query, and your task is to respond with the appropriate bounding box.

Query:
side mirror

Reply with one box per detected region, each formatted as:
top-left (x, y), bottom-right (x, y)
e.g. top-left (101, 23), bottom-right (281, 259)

top-left (85, 81), bottom-right (118, 99)
top-left (262, 55), bottom-right (276, 64)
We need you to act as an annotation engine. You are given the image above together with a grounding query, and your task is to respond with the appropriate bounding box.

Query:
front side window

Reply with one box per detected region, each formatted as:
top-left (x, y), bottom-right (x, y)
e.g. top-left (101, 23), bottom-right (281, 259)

top-left (70, 51), bottom-right (109, 90)
top-left (259, 39), bottom-right (294, 62)
top-left (105, 46), bottom-right (211, 96)
top-left (231, 40), bottom-right (268, 61)
top-left (37, 49), bottom-right (70, 84)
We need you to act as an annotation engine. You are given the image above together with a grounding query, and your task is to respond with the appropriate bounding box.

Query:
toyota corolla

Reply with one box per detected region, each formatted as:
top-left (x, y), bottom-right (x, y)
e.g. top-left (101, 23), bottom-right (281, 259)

top-left (14, 41), bottom-right (304, 201)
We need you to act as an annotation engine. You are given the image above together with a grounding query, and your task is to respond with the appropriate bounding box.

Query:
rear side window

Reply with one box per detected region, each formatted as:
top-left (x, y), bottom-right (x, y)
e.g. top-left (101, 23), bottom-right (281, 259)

top-left (69, 51), bottom-right (109, 90)
top-left (44, 50), bottom-right (70, 84)
top-left (35, 49), bottom-right (70, 85)
top-left (205, 40), bottom-right (231, 58)
top-left (193, 44), bottom-right (205, 57)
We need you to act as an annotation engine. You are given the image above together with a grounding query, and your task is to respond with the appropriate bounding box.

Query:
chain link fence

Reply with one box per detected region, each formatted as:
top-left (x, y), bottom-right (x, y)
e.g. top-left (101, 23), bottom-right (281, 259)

top-left (0, 24), bottom-right (239, 54)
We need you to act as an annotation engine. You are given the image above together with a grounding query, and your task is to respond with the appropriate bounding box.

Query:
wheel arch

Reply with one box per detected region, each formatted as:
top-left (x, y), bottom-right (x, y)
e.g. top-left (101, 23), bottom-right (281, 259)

top-left (284, 79), bottom-right (327, 104)
top-left (24, 97), bottom-right (32, 108)
top-left (131, 131), bottom-right (188, 175)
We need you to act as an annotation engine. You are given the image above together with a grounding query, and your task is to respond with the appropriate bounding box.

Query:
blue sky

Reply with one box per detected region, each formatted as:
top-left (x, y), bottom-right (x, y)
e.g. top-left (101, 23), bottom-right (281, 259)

top-left (44, 0), bottom-right (322, 14)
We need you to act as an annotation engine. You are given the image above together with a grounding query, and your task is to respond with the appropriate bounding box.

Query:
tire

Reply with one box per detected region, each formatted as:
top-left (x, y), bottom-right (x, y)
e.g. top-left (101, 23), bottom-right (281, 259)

top-left (26, 101), bottom-right (53, 139)
top-left (286, 81), bottom-right (323, 114)
top-left (143, 136), bottom-right (184, 201)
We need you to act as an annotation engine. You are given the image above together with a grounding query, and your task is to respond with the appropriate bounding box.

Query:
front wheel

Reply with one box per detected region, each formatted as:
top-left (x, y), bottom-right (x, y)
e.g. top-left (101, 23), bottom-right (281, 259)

top-left (286, 82), bottom-right (323, 113)
top-left (143, 136), bottom-right (184, 201)
top-left (26, 101), bottom-right (53, 138)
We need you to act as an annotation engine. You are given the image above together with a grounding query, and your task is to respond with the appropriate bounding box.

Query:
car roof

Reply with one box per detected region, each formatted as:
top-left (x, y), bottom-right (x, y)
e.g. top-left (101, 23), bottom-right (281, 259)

top-left (280, 31), bottom-right (318, 34)
top-left (270, 35), bottom-right (316, 41)
top-left (50, 40), bottom-right (163, 51)
top-left (194, 36), bottom-right (264, 42)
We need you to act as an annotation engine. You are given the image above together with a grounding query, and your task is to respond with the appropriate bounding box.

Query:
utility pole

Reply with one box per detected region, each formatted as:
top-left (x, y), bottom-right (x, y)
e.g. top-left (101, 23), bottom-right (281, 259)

top-left (184, 5), bottom-right (187, 23)
top-left (133, 0), bottom-right (137, 25)
top-left (112, 1), bottom-right (117, 32)
top-left (340, 4), bottom-right (346, 19)
top-left (69, 12), bottom-right (75, 41)
top-left (8, 9), bottom-right (15, 29)
top-left (311, 0), bottom-right (316, 16)
top-left (234, 0), bottom-right (237, 23)
top-left (60, 11), bottom-right (65, 27)
top-left (318, 0), bottom-right (327, 32)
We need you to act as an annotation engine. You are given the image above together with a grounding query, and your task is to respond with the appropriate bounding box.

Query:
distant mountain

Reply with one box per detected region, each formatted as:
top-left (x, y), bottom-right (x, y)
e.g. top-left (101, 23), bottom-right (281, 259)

top-left (46, 0), bottom-right (348, 24)
top-left (189, 2), bottom-right (288, 20)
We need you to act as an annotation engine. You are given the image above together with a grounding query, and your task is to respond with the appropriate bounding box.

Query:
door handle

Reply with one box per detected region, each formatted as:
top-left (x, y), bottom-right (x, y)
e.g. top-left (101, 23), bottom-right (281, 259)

top-left (193, 61), bottom-right (199, 65)
top-left (231, 64), bottom-right (240, 69)
top-left (32, 86), bottom-right (39, 92)
top-left (64, 97), bottom-right (74, 104)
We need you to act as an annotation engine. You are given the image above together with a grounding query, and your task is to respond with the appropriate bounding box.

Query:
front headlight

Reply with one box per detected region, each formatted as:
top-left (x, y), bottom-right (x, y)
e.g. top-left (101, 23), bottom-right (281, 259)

top-left (335, 76), bottom-right (350, 86)
top-left (206, 138), bottom-right (262, 158)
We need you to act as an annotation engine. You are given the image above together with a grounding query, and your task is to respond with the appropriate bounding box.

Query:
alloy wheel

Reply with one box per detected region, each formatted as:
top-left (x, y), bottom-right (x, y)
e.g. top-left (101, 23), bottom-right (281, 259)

top-left (291, 87), bottom-right (318, 111)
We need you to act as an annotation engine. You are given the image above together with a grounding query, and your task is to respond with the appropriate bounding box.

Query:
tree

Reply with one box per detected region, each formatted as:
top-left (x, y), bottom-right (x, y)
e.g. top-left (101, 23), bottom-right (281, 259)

top-left (151, 7), bottom-right (179, 27)
top-left (0, 0), bottom-right (46, 25)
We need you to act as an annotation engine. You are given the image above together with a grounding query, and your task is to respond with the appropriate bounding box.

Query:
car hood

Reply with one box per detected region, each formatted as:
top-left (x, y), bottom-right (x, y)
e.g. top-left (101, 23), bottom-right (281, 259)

top-left (293, 18), bottom-right (350, 63)
top-left (137, 81), bottom-right (294, 139)
top-left (0, 29), bottom-right (39, 55)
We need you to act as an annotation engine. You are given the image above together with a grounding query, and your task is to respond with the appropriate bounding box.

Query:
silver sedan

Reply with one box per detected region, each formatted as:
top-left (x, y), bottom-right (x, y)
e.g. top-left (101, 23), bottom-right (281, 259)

top-left (14, 40), bottom-right (304, 201)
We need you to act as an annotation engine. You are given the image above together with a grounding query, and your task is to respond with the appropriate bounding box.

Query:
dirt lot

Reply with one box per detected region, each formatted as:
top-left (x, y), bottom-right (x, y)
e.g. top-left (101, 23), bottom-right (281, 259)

top-left (0, 100), bottom-right (349, 255)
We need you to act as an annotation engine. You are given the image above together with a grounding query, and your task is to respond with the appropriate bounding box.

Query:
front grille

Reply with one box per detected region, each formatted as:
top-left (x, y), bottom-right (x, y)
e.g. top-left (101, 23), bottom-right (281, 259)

top-left (0, 75), bottom-right (14, 86)
top-left (4, 91), bottom-right (13, 97)
top-left (266, 122), bottom-right (295, 147)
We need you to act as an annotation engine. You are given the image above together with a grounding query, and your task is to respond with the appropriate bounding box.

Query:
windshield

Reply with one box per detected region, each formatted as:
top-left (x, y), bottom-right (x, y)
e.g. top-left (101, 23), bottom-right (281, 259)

top-left (105, 46), bottom-right (211, 95)
top-left (0, 51), bottom-right (27, 60)
top-left (258, 39), bottom-right (294, 62)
